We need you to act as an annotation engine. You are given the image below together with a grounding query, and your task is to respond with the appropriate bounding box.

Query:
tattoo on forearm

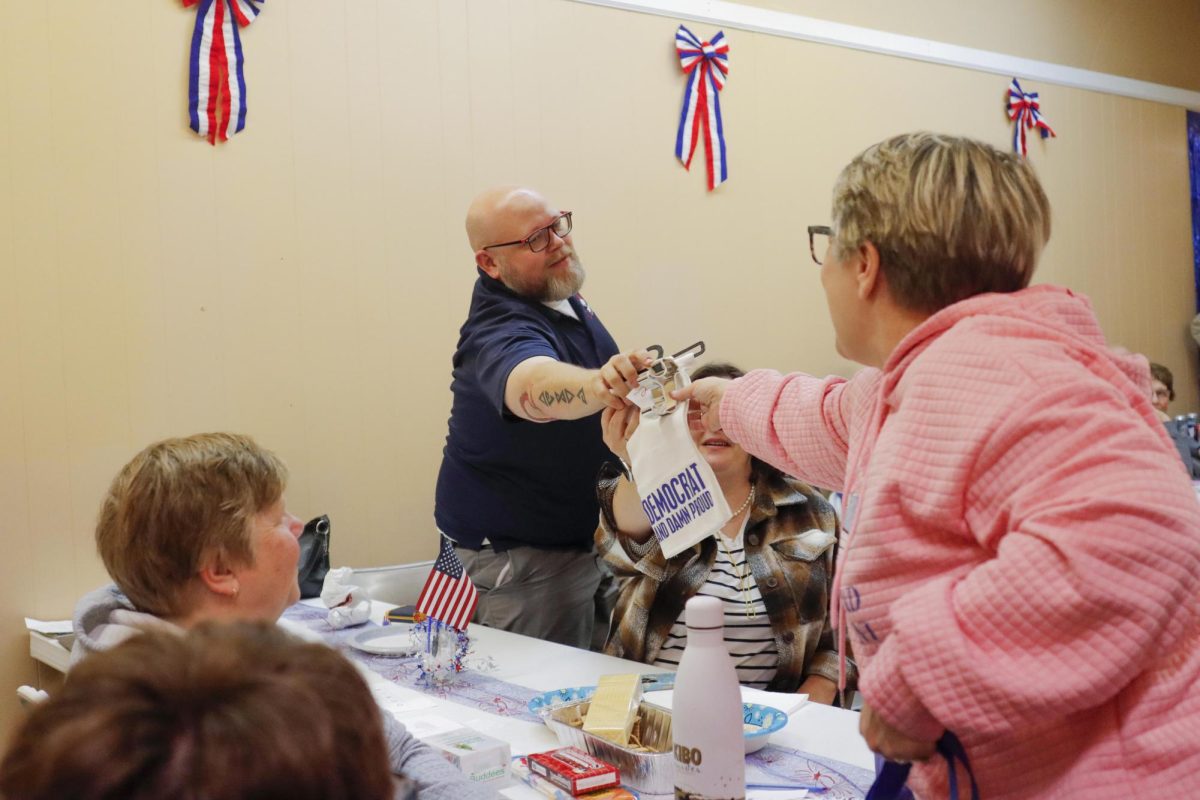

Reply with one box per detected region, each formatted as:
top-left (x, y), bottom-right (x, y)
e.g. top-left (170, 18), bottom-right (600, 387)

top-left (536, 386), bottom-right (589, 409)
top-left (519, 391), bottom-right (552, 422)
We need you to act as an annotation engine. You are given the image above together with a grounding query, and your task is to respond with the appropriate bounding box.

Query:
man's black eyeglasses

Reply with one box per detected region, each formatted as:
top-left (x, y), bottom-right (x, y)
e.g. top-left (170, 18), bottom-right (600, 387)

top-left (808, 225), bottom-right (832, 266)
top-left (483, 212), bottom-right (573, 254)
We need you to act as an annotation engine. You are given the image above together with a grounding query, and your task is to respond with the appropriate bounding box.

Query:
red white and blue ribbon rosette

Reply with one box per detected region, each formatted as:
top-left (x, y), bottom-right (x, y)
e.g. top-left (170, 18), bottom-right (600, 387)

top-left (184, 0), bottom-right (263, 145)
top-left (675, 25), bottom-right (730, 191)
top-left (1006, 78), bottom-right (1055, 157)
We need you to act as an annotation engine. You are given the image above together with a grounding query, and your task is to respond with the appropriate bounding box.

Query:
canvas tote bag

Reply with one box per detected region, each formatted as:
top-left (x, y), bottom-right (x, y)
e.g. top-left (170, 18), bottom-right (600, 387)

top-left (626, 365), bottom-right (732, 558)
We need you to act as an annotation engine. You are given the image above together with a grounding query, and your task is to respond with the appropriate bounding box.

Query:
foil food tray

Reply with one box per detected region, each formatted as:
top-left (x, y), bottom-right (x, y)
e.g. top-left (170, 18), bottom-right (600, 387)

top-left (542, 698), bottom-right (675, 796)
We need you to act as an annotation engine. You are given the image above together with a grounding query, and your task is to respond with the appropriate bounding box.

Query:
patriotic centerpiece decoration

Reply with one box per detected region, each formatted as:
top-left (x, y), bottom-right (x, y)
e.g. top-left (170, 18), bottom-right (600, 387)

top-left (183, 0), bottom-right (263, 145)
top-left (1006, 78), bottom-right (1056, 157)
top-left (674, 25), bottom-right (730, 191)
top-left (413, 536), bottom-right (479, 685)
top-left (416, 536), bottom-right (479, 631)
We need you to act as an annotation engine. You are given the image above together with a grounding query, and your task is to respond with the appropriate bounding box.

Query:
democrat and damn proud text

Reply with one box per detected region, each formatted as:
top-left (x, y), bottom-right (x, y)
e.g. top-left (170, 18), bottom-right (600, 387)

top-left (641, 463), bottom-right (716, 541)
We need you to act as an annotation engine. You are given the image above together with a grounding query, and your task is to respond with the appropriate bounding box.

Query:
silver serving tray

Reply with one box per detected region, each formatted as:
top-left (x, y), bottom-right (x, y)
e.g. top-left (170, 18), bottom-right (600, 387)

top-left (542, 698), bottom-right (675, 795)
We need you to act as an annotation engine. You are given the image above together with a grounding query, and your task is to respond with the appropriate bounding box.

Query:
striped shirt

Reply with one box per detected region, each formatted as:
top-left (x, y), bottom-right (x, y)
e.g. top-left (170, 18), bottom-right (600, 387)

top-left (651, 520), bottom-right (778, 688)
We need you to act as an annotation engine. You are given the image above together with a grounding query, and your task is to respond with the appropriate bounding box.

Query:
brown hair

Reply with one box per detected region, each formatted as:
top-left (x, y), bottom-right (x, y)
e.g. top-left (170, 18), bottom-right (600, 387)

top-left (1150, 362), bottom-right (1175, 401)
top-left (831, 132), bottom-right (1052, 314)
top-left (95, 433), bottom-right (288, 617)
top-left (0, 622), bottom-right (396, 800)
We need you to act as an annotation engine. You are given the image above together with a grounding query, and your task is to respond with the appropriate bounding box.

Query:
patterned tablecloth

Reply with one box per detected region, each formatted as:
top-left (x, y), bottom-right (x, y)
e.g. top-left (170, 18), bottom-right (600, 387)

top-left (282, 603), bottom-right (872, 798)
top-left (747, 745), bottom-right (875, 799)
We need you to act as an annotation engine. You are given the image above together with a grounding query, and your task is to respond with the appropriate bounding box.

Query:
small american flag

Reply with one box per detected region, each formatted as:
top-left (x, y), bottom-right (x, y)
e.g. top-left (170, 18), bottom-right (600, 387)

top-left (415, 537), bottom-right (479, 631)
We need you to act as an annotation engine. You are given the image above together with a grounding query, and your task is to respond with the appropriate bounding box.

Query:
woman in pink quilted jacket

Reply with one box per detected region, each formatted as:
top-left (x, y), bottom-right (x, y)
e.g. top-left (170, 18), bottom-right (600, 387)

top-left (680, 132), bottom-right (1200, 799)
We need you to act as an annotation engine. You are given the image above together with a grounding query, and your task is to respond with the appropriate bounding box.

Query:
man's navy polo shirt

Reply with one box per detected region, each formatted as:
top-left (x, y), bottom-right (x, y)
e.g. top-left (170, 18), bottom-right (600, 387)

top-left (435, 269), bottom-right (620, 551)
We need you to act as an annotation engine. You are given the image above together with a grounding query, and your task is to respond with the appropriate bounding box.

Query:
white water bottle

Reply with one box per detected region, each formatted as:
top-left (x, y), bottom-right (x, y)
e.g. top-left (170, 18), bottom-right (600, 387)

top-left (672, 595), bottom-right (745, 800)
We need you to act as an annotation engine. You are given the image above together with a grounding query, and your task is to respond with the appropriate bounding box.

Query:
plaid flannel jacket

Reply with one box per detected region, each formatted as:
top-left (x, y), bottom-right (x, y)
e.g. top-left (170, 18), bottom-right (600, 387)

top-left (595, 465), bottom-right (856, 693)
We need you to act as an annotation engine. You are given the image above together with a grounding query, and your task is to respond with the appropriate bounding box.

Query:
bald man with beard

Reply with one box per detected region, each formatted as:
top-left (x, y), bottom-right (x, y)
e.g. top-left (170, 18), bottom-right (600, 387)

top-left (434, 187), bottom-right (649, 648)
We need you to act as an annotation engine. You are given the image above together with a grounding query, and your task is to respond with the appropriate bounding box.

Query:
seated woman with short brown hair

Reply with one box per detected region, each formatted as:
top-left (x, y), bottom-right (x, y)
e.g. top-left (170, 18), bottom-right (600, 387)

top-left (70, 432), bottom-right (487, 800)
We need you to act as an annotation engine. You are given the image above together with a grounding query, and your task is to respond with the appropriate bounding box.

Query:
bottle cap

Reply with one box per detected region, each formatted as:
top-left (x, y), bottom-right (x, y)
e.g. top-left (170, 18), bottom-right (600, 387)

top-left (685, 595), bottom-right (724, 629)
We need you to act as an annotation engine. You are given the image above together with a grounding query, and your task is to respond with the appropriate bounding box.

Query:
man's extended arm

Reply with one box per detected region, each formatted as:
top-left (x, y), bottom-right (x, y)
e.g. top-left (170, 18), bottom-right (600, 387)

top-left (505, 351), bottom-right (650, 422)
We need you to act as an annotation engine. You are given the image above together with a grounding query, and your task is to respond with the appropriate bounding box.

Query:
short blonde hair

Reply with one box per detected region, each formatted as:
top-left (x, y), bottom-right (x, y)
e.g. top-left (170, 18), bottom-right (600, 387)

top-left (831, 132), bottom-right (1051, 314)
top-left (95, 433), bottom-right (288, 617)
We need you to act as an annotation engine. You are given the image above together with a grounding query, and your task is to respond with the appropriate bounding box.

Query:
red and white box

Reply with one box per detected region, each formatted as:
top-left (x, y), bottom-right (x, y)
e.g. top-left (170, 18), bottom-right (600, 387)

top-left (527, 746), bottom-right (621, 796)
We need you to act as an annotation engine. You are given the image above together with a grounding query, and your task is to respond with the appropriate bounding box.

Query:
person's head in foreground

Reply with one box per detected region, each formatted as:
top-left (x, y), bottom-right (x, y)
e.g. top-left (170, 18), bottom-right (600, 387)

top-left (465, 186), bottom-right (584, 302)
top-left (810, 131), bottom-right (1051, 367)
top-left (1150, 362), bottom-right (1174, 415)
top-left (0, 622), bottom-right (398, 800)
top-left (96, 432), bottom-right (304, 626)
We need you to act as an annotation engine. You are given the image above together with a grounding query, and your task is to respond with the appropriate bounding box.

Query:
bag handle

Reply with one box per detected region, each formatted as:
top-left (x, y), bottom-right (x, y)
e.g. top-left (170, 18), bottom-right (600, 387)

top-left (865, 732), bottom-right (980, 800)
top-left (632, 341), bottom-right (708, 418)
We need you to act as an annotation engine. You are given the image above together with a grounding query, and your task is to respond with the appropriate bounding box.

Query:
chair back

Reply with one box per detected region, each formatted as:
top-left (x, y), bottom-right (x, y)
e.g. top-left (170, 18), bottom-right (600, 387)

top-left (350, 561), bottom-right (434, 606)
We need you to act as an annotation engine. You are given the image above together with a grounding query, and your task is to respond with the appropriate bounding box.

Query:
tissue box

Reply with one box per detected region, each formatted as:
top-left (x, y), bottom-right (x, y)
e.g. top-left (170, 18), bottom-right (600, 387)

top-left (423, 726), bottom-right (511, 788)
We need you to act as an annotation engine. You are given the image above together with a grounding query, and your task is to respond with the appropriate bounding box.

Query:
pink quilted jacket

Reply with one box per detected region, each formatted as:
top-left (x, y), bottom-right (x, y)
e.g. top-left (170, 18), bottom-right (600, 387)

top-left (721, 285), bottom-right (1200, 798)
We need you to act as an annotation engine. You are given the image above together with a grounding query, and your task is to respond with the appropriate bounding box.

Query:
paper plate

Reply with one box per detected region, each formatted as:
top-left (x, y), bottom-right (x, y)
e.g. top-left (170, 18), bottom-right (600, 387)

top-left (527, 685), bottom-right (596, 714)
top-left (349, 624), bottom-right (419, 657)
top-left (527, 686), bottom-right (787, 753)
top-left (742, 701), bottom-right (789, 753)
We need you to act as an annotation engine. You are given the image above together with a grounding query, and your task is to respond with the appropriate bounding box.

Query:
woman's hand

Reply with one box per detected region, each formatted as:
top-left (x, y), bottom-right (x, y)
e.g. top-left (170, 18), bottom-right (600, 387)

top-left (601, 404), bottom-right (640, 463)
top-left (671, 377), bottom-right (732, 432)
top-left (859, 701), bottom-right (938, 763)
top-left (797, 675), bottom-right (839, 705)
top-left (602, 405), bottom-right (653, 540)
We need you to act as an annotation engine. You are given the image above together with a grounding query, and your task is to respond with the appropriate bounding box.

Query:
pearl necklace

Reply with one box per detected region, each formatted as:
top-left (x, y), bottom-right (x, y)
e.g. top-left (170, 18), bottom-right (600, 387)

top-left (728, 485), bottom-right (755, 519)
top-left (717, 485), bottom-right (757, 619)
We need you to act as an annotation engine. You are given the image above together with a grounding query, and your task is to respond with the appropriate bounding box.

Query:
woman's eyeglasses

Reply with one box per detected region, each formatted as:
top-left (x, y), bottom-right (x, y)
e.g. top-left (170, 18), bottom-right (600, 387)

top-left (808, 225), bottom-right (832, 266)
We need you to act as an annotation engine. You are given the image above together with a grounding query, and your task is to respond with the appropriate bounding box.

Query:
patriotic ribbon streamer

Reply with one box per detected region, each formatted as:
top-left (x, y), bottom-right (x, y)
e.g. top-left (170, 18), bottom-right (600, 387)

top-left (675, 25), bottom-right (730, 191)
top-left (184, 0), bottom-right (263, 145)
top-left (1006, 78), bottom-right (1056, 157)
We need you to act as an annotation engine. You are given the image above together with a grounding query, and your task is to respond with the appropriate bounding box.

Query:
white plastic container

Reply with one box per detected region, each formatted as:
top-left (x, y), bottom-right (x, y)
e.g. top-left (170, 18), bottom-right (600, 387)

top-left (672, 595), bottom-right (746, 799)
top-left (423, 726), bottom-right (511, 789)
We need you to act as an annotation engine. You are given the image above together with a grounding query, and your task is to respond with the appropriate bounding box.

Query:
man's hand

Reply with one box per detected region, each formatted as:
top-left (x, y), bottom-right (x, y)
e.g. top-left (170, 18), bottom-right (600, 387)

top-left (601, 405), bottom-right (640, 463)
top-left (594, 350), bottom-right (654, 409)
top-left (671, 376), bottom-right (732, 432)
top-left (859, 701), bottom-right (938, 763)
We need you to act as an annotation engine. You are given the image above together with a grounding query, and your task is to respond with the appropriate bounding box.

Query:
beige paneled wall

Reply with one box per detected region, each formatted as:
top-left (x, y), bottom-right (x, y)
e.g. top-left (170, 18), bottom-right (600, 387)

top-left (0, 0), bottom-right (1195, 734)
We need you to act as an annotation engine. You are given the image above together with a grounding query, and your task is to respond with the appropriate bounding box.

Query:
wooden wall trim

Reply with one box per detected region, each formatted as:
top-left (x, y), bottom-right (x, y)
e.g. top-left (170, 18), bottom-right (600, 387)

top-left (570, 0), bottom-right (1200, 110)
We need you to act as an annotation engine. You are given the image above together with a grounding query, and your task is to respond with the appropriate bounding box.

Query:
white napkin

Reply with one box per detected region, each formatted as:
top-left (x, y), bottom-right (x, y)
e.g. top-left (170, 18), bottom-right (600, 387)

top-left (320, 567), bottom-right (372, 629)
top-left (369, 682), bottom-right (440, 718)
top-left (25, 618), bottom-right (73, 636)
top-left (740, 686), bottom-right (809, 716)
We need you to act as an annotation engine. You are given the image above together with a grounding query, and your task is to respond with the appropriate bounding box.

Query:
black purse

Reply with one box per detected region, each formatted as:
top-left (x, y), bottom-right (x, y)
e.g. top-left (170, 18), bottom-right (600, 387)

top-left (296, 514), bottom-right (331, 599)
